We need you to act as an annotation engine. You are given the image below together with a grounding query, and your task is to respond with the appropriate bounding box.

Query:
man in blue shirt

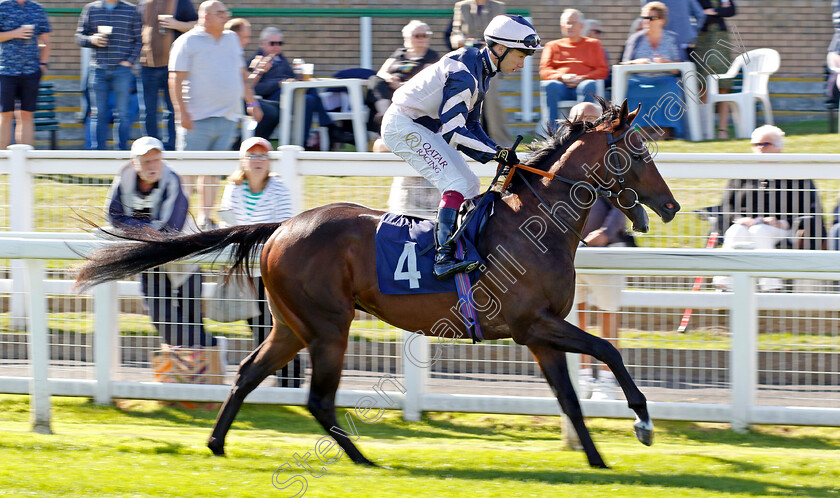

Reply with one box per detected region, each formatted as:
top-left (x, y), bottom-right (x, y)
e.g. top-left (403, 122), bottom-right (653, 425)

top-left (0, 0), bottom-right (51, 149)
top-left (75, 0), bottom-right (142, 150)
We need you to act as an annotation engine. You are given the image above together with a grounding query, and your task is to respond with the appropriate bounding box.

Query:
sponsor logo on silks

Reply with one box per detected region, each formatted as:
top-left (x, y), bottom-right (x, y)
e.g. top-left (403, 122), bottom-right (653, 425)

top-left (405, 132), bottom-right (422, 149)
top-left (415, 142), bottom-right (448, 174)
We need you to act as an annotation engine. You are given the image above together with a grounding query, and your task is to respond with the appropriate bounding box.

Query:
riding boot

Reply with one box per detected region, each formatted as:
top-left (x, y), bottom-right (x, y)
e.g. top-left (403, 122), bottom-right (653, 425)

top-left (433, 206), bottom-right (480, 280)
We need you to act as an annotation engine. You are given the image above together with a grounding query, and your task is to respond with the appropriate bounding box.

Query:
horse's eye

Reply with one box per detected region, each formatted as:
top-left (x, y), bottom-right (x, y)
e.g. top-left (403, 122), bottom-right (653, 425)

top-left (632, 154), bottom-right (644, 162)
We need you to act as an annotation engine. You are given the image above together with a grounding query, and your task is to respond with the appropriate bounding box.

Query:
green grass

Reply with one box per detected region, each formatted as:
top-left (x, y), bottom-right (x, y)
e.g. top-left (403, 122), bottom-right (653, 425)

top-left (1, 394), bottom-right (839, 497)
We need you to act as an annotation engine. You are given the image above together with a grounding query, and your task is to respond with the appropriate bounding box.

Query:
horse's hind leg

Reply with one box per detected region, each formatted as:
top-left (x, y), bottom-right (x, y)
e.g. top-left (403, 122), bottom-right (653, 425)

top-left (207, 322), bottom-right (304, 456)
top-left (528, 344), bottom-right (608, 468)
top-left (306, 336), bottom-right (376, 467)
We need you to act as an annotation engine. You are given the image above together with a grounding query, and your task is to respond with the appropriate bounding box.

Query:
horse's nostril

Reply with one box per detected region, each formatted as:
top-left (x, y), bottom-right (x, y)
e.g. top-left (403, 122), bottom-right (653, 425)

top-left (665, 202), bottom-right (676, 210)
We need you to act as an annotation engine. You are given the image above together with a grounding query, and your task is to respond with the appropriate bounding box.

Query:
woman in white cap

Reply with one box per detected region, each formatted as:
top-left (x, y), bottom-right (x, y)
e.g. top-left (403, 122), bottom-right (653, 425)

top-left (381, 14), bottom-right (541, 280)
top-left (106, 136), bottom-right (217, 349)
top-left (218, 136), bottom-right (301, 386)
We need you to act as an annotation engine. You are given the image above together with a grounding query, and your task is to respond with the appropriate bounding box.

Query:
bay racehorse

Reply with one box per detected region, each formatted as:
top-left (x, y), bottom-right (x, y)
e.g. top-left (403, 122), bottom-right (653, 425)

top-left (75, 99), bottom-right (679, 468)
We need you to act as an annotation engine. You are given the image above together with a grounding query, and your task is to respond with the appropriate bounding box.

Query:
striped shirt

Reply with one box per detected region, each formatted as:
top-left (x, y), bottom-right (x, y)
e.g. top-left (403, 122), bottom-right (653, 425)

top-left (391, 47), bottom-right (498, 164)
top-left (220, 176), bottom-right (294, 226)
top-left (75, 0), bottom-right (142, 69)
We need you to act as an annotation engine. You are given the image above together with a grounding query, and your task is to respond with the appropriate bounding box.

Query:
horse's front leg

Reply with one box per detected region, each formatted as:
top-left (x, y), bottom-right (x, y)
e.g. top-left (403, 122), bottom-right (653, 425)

top-left (522, 311), bottom-right (653, 446)
top-left (528, 344), bottom-right (608, 468)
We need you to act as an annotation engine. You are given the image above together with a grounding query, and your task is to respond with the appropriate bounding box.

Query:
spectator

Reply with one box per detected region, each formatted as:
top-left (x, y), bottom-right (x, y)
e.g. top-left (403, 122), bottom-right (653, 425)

top-left (75, 0), bottom-right (142, 151)
top-left (714, 125), bottom-right (826, 291)
top-left (248, 26), bottom-right (350, 148)
top-left (641, 0), bottom-right (705, 59)
top-left (224, 17), bottom-right (250, 49)
top-left (106, 136), bottom-right (217, 348)
top-left (831, 0), bottom-right (840, 55)
top-left (539, 9), bottom-right (608, 131)
top-left (566, 102), bottom-right (631, 400)
top-left (137, 0), bottom-right (197, 151)
top-left (621, 1), bottom-right (687, 140)
top-left (0, 0), bottom-right (51, 150)
top-left (694, 0), bottom-right (736, 140)
top-left (217, 136), bottom-right (303, 387)
top-left (370, 20), bottom-right (440, 120)
top-left (168, 0), bottom-right (261, 230)
top-left (450, 0), bottom-right (512, 145)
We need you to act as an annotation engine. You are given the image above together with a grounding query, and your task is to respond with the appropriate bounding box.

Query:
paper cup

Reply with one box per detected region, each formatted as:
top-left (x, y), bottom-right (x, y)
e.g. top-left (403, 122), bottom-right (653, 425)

top-left (98, 25), bottom-right (113, 35)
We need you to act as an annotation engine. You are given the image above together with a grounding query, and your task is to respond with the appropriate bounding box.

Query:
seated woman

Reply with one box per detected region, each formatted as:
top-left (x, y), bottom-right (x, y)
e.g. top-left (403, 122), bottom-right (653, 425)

top-left (713, 126), bottom-right (826, 291)
top-left (620, 1), bottom-right (686, 140)
top-left (218, 137), bottom-right (303, 387)
top-left (106, 137), bottom-right (218, 348)
top-left (370, 20), bottom-right (440, 120)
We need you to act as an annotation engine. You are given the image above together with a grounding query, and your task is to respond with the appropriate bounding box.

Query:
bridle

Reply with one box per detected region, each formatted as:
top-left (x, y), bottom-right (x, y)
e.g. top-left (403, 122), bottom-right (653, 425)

top-left (501, 121), bottom-right (642, 244)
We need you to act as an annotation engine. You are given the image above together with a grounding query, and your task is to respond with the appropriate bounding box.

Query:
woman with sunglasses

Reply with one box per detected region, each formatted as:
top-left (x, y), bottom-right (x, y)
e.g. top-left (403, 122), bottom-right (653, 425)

top-left (217, 136), bottom-right (303, 386)
top-left (371, 21), bottom-right (440, 120)
top-left (381, 14), bottom-right (541, 280)
top-left (621, 1), bottom-right (686, 140)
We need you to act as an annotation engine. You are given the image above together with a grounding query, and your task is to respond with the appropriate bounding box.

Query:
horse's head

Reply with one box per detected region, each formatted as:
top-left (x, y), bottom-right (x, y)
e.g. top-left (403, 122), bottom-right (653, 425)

top-left (590, 99), bottom-right (680, 232)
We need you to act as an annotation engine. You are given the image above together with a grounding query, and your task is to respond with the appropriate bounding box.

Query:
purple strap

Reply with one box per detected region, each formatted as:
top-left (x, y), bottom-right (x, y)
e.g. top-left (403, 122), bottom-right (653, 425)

top-left (454, 239), bottom-right (483, 342)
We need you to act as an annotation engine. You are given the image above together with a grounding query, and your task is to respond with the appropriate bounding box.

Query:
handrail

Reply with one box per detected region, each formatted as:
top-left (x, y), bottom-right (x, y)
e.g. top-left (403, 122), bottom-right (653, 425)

top-left (46, 7), bottom-right (530, 17)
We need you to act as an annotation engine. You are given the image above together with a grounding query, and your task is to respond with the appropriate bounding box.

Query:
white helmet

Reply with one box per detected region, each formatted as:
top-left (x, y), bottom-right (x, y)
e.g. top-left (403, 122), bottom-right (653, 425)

top-left (484, 15), bottom-right (542, 54)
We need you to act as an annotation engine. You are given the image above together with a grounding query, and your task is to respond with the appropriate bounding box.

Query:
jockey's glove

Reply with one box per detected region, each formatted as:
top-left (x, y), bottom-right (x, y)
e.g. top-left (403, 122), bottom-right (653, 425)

top-left (493, 146), bottom-right (519, 167)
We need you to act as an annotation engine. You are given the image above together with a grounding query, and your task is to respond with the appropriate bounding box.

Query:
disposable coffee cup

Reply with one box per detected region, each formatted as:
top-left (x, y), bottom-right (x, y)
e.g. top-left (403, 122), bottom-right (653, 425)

top-left (21, 24), bottom-right (34, 39)
top-left (98, 25), bottom-right (113, 35)
top-left (158, 15), bottom-right (173, 34)
top-left (302, 63), bottom-right (314, 81)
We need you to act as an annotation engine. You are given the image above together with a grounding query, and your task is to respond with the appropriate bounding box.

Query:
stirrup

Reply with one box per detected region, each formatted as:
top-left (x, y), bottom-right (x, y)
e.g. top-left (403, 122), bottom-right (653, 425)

top-left (433, 259), bottom-right (480, 280)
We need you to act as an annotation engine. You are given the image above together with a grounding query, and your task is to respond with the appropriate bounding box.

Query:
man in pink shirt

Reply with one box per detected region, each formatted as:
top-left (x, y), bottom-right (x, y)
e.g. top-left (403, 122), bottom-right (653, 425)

top-left (539, 8), bottom-right (608, 131)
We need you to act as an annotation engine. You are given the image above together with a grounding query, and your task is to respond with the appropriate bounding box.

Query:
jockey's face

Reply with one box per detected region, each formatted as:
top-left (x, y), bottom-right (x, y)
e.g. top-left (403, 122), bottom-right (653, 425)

top-left (494, 47), bottom-right (528, 75)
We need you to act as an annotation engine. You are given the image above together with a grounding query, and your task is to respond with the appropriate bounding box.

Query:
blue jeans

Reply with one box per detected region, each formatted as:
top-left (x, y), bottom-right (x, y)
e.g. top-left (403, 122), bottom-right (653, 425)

top-left (141, 65), bottom-right (176, 150)
top-left (181, 116), bottom-right (238, 151)
top-left (544, 79), bottom-right (599, 126)
top-left (91, 65), bottom-right (134, 150)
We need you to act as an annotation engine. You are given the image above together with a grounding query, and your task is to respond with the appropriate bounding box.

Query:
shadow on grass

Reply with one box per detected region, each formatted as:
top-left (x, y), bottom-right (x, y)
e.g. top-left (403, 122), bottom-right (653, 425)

top-left (390, 464), bottom-right (835, 497)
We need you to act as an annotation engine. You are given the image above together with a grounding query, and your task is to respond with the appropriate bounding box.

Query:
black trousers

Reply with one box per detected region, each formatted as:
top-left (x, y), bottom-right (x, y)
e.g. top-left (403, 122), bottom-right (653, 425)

top-left (140, 268), bottom-right (216, 347)
top-left (249, 276), bottom-right (304, 387)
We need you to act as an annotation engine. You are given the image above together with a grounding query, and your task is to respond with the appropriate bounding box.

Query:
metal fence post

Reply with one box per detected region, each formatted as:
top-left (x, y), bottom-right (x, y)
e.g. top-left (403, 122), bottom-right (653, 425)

top-left (360, 17), bottom-right (372, 69)
top-left (730, 272), bottom-right (757, 432)
top-left (94, 281), bottom-right (119, 405)
top-left (24, 259), bottom-right (51, 434)
top-left (277, 145), bottom-right (302, 215)
top-left (9, 144), bottom-right (33, 330)
top-left (402, 331), bottom-right (429, 422)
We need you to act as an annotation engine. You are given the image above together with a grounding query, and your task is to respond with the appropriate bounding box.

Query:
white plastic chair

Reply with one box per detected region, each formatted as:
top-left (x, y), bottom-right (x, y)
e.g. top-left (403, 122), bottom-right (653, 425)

top-left (703, 48), bottom-right (780, 140)
top-left (538, 79), bottom-right (605, 136)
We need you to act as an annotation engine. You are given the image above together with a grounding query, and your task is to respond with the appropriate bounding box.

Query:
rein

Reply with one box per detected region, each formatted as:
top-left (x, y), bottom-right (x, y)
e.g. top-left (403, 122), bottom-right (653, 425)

top-left (501, 122), bottom-right (641, 244)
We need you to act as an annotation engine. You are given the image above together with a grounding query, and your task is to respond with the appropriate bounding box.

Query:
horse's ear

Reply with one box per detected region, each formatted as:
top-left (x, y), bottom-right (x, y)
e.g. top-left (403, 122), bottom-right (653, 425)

top-left (618, 99), bottom-right (629, 123)
top-left (626, 103), bottom-right (642, 125)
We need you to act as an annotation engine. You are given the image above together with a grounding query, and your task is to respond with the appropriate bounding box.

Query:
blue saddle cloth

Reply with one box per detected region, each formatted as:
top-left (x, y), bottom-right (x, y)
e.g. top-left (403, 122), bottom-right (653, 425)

top-left (375, 197), bottom-right (494, 295)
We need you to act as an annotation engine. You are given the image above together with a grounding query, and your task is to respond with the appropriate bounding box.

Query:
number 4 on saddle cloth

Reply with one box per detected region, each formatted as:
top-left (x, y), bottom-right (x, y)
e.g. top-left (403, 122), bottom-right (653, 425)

top-left (375, 194), bottom-right (497, 341)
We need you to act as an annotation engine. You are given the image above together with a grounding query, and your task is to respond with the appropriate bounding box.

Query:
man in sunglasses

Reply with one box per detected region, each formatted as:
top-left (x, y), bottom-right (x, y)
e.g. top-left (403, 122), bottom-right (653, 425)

top-left (247, 26), bottom-right (352, 149)
top-left (381, 14), bottom-right (542, 280)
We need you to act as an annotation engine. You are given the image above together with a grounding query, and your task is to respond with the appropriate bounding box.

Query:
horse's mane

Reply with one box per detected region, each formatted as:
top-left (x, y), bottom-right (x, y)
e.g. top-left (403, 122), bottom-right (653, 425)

top-left (509, 96), bottom-right (620, 190)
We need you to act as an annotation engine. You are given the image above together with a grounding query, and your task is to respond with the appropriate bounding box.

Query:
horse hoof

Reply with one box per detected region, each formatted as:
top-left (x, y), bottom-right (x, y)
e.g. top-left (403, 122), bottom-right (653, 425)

top-left (590, 460), bottom-right (609, 469)
top-left (207, 437), bottom-right (225, 456)
top-left (352, 456), bottom-right (379, 467)
top-left (633, 416), bottom-right (654, 446)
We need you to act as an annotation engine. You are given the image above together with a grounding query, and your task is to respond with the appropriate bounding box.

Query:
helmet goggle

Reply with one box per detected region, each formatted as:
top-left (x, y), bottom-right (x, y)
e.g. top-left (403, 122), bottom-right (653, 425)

top-left (487, 33), bottom-right (541, 48)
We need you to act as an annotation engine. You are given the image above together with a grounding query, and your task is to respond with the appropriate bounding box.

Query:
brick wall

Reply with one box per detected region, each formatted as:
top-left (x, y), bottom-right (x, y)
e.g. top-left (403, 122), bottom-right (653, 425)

top-left (41, 0), bottom-right (834, 79)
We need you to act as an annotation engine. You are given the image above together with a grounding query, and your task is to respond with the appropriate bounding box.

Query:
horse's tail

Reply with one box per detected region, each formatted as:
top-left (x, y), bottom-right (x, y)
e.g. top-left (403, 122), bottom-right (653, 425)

top-left (74, 223), bottom-right (282, 291)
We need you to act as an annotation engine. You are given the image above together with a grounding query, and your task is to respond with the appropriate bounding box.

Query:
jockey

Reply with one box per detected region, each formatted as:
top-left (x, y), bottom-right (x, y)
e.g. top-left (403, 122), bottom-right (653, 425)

top-left (381, 15), bottom-right (542, 280)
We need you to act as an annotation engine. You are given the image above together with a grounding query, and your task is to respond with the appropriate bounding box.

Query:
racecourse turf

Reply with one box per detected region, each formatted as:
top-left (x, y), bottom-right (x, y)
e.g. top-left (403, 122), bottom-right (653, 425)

top-left (0, 394), bottom-right (838, 497)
